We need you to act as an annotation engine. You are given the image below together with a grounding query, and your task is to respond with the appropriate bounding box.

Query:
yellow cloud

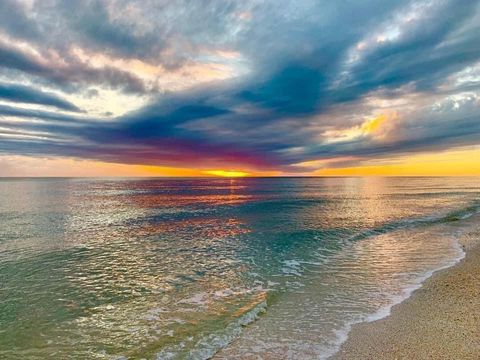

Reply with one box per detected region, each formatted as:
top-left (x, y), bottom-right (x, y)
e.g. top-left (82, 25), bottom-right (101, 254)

top-left (323, 111), bottom-right (395, 143)
top-left (360, 113), bottom-right (387, 133)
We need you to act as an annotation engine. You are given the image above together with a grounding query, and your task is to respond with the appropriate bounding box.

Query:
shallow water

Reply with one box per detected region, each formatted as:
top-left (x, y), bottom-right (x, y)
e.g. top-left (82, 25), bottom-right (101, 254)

top-left (0, 177), bottom-right (479, 359)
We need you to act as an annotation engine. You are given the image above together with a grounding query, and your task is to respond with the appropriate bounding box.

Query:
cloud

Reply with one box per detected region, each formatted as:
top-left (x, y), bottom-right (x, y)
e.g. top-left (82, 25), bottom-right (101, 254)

top-left (0, 82), bottom-right (80, 111)
top-left (0, 0), bottom-right (479, 174)
top-left (0, 0), bottom-right (40, 41)
top-left (0, 43), bottom-right (148, 93)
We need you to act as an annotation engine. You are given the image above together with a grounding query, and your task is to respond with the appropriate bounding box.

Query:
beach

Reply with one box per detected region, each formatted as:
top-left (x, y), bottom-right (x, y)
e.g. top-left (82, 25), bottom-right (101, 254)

top-left (333, 215), bottom-right (480, 359)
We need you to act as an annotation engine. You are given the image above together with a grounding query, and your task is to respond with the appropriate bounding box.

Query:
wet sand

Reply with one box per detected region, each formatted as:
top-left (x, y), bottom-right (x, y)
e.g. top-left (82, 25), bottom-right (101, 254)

top-left (333, 219), bottom-right (480, 360)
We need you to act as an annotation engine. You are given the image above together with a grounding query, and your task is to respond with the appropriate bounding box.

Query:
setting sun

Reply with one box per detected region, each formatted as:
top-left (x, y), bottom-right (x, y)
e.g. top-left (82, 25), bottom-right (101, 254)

top-left (203, 170), bottom-right (250, 177)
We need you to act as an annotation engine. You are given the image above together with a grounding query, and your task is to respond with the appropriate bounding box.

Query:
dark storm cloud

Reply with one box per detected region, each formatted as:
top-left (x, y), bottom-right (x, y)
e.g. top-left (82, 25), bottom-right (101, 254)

top-left (0, 0), bottom-right (479, 171)
top-left (0, 46), bottom-right (47, 76)
top-left (0, 83), bottom-right (80, 111)
top-left (0, 105), bottom-right (93, 129)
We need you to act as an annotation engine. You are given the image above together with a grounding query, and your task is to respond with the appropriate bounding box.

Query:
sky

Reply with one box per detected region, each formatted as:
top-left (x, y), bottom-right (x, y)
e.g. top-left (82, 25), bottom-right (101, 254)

top-left (0, 0), bottom-right (479, 177)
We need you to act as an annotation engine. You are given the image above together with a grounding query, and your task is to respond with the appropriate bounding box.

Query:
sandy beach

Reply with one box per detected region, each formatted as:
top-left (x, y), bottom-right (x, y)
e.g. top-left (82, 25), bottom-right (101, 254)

top-left (333, 216), bottom-right (480, 359)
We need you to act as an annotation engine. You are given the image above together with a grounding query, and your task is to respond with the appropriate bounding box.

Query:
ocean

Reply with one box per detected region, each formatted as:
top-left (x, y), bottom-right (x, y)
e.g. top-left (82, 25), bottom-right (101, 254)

top-left (0, 177), bottom-right (479, 359)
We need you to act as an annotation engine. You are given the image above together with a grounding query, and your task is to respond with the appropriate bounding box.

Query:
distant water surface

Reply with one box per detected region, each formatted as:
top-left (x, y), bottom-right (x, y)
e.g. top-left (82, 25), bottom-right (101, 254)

top-left (0, 177), bottom-right (479, 359)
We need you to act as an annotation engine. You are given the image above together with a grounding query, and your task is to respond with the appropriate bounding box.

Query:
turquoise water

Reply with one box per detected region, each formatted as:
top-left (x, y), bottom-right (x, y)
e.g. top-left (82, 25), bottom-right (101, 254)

top-left (0, 177), bottom-right (479, 359)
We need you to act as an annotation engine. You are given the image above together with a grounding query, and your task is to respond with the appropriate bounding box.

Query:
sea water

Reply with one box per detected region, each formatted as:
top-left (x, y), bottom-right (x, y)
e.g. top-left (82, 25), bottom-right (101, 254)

top-left (0, 177), bottom-right (478, 359)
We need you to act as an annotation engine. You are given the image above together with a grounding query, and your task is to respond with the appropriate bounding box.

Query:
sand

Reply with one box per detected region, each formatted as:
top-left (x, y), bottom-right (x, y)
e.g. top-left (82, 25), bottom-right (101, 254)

top-left (333, 219), bottom-right (480, 360)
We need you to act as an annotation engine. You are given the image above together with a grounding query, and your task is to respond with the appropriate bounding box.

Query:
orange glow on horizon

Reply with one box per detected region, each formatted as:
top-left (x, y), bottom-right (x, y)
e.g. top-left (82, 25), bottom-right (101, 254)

top-left (0, 156), bottom-right (280, 177)
top-left (202, 170), bottom-right (250, 177)
top-left (315, 147), bottom-right (480, 176)
top-left (0, 147), bottom-right (479, 177)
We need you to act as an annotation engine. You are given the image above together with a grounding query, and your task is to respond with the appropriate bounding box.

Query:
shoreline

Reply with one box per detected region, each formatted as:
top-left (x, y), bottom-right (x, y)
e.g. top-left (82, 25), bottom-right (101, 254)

top-left (332, 216), bottom-right (480, 359)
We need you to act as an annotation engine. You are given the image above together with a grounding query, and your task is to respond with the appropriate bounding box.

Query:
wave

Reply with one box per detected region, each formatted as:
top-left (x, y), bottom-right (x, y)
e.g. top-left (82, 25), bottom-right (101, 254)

top-left (347, 199), bottom-right (480, 244)
top-left (156, 200), bottom-right (480, 359)
top-left (323, 239), bottom-right (466, 360)
top-left (321, 207), bottom-right (480, 359)
top-left (155, 298), bottom-right (268, 360)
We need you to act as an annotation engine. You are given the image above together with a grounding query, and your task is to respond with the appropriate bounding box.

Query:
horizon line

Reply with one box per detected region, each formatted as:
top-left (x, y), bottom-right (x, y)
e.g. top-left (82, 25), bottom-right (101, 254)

top-left (1, 175), bottom-right (479, 179)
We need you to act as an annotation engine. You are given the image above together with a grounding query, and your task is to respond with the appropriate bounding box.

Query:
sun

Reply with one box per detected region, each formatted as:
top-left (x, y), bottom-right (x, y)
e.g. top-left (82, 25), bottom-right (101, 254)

top-left (203, 170), bottom-right (250, 177)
